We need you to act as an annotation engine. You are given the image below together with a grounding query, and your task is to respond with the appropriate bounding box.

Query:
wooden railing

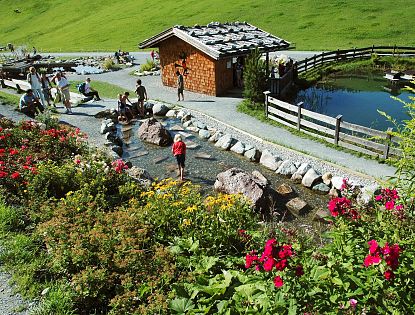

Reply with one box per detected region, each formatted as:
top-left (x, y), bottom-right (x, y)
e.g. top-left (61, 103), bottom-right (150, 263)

top-left (264, 92), bottom-right (401, 159)
top-left (295, 45), bottom-right (415, 74)
top-left (269, 67), bottom-right (294, 96)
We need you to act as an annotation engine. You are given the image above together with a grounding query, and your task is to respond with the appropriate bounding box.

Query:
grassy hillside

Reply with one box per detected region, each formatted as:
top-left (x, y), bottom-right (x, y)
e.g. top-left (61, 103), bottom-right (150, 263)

top-left (0, 0), bottom-right (414, 52)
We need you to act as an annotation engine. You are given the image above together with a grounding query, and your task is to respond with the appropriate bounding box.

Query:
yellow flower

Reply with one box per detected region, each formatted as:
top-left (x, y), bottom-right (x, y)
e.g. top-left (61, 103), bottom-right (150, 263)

top-left (184, 205), bottom-right (197, 214)
top-left (181, 218), bottom-right (192, 227)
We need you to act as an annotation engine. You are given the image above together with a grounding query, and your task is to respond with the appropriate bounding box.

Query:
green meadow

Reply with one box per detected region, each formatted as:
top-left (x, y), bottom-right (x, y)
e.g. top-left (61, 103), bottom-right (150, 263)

top-left (0, 0), bottom-right (414, 52)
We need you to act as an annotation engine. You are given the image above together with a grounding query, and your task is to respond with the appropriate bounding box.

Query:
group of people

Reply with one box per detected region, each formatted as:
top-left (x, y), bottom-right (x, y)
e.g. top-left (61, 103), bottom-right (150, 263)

top-left (114, 50), bottom-right (133, 64)
top-left (21, 67), bottom-right (102, 117)
top-left (117, 79), bottom-right (148, 123)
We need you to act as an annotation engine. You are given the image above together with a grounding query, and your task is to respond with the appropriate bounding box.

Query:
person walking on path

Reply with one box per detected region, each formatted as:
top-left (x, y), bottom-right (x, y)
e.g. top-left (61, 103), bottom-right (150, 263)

top-left (176, 70), bottom-right (184, 101)
top-left (52, 71), bottom-right (72, 114)
top-left (83, 78), bottom-right (101, 101)
top-left (135, 79), bottom-right (148, 117)
top-left (172, 134), bottom-right (186, 181)
top-left (27, 67), bottom-right (45, 106)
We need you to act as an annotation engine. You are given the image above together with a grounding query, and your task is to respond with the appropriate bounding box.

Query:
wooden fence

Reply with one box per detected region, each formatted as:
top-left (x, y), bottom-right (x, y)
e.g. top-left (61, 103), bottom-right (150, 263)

top-left (264, 92), bottom-right (401, 159)
top-left (295, 45), bottom-right (415, 74)
top-left (269, 67), bottom-right (294, 97)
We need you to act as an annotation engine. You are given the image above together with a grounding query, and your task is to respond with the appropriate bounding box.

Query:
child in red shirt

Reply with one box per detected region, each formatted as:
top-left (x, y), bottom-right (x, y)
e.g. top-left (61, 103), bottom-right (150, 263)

top-left (172, 134), bottom-right (186, 181)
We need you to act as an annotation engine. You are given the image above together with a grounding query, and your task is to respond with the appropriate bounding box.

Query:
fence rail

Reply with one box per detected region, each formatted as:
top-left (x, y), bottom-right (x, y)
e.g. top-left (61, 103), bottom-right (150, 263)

top-left (295, 45), bottom-right (415, 74)
top-left (264, 92), bottom-right (401, 159)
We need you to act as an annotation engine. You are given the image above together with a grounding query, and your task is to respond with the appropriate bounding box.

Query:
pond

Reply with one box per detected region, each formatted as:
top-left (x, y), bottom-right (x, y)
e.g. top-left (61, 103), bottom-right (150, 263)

top-left (118, 117), bottom-right (329, 227)
top-left (292, 74), bottom-right (414, 130)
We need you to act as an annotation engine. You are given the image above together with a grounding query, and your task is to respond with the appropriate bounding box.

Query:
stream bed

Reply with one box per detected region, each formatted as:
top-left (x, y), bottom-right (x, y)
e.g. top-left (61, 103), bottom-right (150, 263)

top-left (118, 117), bottom-right (330, 230)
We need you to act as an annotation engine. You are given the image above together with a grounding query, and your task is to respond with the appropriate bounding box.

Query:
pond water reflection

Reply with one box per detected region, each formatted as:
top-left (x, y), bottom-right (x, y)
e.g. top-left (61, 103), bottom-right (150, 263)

top-left (293, 75), bottom-right (413, 130)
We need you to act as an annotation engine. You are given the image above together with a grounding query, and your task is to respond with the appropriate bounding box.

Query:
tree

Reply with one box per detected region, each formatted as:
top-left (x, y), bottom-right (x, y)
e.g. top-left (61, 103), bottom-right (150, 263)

top-left (243, 48), bottom-right (267, 105)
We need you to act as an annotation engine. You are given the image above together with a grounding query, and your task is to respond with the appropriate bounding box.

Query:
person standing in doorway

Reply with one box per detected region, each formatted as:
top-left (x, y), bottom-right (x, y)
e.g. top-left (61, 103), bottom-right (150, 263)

top-left (27, 67), bottom-right (45, 106)
top-left (135, 79), bottom-right (148, 117)
top-left (176, 70), bottom-right (184, 101)
top-left (172, 134), bottom-right (186, 181)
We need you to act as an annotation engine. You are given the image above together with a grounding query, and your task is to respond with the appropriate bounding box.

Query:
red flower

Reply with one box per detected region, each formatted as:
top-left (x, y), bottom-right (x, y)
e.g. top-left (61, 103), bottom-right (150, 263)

top-left (384, 270), bottom-right (394, 280)
top-left (9, 148), bottom-right (19, 155)
top-left (273, 276), bottom-right (284, 288)
top-left (275, 259), bottom-right (288, 271)
top-left (263, 258), bottom-right (276, 272)
top-left (368, 239), bottom-right (379, 254)
top-left (245, 252), bottom-right (258, 269)
top-left (385, 201), bottom-right (395, 210)
top-left (0, 171), bottom-right (8, 178)
top-left (10, 172), bottom-right (20, 179)
top-left (363, 253), bottom-right (381, 267)
top-left (295, 265), bottom-right (304, 277)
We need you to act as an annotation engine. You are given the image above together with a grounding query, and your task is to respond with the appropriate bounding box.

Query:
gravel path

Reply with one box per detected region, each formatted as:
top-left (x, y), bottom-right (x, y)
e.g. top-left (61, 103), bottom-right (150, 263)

top-left (65, 64), bottom-right (396, 181)
top-left (0, 272), bottom-right (31, 315)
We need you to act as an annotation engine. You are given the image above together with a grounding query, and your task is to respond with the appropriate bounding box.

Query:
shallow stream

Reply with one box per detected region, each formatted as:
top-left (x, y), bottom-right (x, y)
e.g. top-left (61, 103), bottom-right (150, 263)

top-left (118, 117), bottom-right (329, 227)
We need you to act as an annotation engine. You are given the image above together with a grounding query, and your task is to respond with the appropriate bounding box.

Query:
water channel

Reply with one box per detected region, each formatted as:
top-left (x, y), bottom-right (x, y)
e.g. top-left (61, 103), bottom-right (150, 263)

top-left (118, 117), bottom-right (329, 228)
top-left (292, 74), bottom-right (413, 130)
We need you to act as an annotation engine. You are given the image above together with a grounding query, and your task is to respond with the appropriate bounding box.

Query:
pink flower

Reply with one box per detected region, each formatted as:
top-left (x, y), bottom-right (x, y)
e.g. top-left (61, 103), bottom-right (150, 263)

top-left (395, 204), bottom-right (403, 211)
top-left (368, 239), bottom-right (379, 254)
top-left (385, 201), bottom-right (395, 210)
top-left (349, 298), bottom-right (357, 308)
top-left (364, 254), bottom-right (381, 267)
top-left (274, 259), bottom-right (288, 271)
top-left (375, 195), bottom-right (382, 201)
top-left (245, 252), bottom-right (258, 269)
top-left (263, 258), bottom-right (276, 272)
top-left (273, 276), bottom-right (284, 288)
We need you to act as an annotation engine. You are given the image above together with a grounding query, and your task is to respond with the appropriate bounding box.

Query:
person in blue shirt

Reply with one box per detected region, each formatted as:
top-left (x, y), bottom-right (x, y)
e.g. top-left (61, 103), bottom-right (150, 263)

top-left (19, 89), bottom-right (44, 118)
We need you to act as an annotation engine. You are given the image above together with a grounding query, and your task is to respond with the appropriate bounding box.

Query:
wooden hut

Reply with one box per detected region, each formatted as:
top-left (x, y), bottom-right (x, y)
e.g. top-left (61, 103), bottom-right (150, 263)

top-left (139, 22), bottom-right (290, 96)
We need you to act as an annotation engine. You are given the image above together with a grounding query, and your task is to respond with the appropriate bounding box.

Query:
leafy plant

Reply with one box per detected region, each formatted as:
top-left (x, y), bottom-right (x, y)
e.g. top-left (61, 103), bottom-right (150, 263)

top-left (140, 58), bottom-right (157, 72)
top-left (243, 48), bottom-right (267, 105)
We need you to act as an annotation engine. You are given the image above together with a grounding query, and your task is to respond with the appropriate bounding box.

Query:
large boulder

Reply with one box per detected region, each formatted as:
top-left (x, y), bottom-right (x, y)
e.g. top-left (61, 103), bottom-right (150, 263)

top-left (100, 119), bottom-right (116, 134)
top-left (198, 129), bottom-right (211, 139)
top-left (301, 168), bottom-right (321, 188)
top-left (152, 103), bottom-right (170, 116)
top-left (244, 147), bottom-right (261, 162)
top-left (137, 117), bottom-right (172, 146)
top-left (294, 163), bottom-right (311, 176)
top-left (276, 160), bottom-right (297, 176)
top-left (259, 150), bottom-right (281, 171)
top-left (214, 168), bottom-right (273, 212)
top-left (230, 141), bottom-right (245, 155)
top-left (126, 166), bottom-right (153, 187)
top-left (215, 134), bottom-right (235, 150)
top-left (209, 131), bottom-right (223, 142)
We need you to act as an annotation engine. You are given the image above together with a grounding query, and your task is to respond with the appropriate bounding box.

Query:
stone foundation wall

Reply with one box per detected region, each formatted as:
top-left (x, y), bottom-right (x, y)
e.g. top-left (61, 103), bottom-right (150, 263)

top-left (159, 37), bottom-right (234, 96)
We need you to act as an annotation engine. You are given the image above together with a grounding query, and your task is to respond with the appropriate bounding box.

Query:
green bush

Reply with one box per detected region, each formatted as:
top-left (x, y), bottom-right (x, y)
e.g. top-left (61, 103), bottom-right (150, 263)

top-left (243, 48), bottom-right (267, 104)
top-left (140, 58), bottom-right (156, 72)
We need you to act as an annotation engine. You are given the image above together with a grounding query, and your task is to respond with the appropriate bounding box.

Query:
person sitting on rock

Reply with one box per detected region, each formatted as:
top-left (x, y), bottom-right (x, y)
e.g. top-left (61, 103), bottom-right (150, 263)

top-left (117, 92), bottom-right (133, 123)
top-left (19, 89), bottom-right (44, 118)
top-left (82, 78), bottom-right (101, 101)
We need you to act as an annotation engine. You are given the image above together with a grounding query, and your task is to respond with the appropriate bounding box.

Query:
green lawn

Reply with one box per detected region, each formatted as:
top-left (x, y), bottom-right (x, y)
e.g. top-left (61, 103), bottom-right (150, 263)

top-left (0, 0), bottom-right (414, 52)
top-left (69, 80), bottom-right (128, 99)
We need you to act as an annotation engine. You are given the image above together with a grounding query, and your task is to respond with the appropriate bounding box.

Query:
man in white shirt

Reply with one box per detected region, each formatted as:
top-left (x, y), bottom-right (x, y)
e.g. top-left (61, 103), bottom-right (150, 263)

top-left (83, 78), bottom-right (101, 101)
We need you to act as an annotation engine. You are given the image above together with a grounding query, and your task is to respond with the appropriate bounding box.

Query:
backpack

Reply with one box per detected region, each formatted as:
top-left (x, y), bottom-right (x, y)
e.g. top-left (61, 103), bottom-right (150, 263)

top-left (77, 82), bottom-right (86, 94)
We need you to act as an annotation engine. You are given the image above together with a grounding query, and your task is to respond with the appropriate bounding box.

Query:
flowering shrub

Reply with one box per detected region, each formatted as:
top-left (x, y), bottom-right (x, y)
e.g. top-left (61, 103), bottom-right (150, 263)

top-left (364, 239), bottom-right (400, 280)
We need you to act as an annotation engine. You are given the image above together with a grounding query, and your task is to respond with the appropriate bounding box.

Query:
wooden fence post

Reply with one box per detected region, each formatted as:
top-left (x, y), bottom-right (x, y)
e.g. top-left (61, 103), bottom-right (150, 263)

top-left (264, 91), bottom-right (271, 118)
top-left (0, 79), bottom-right (5, 88)
top-left (305, 59), bottom-right (308, 71)
top-left (372, 45), bottom-right (375, 53)
top-left (393, 44), bottom-right (396, 56)
top-left (334, 115), bottom-right (343, 145)
top-left (297, 102), bottom-right (303, 131)
top-left (383, 127), bottom-right (393, 159)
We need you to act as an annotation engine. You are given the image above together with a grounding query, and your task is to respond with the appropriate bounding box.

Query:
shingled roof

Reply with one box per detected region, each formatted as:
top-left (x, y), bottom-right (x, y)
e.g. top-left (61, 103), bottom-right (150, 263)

top-left (139, 21), bottom-right (290, 60)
